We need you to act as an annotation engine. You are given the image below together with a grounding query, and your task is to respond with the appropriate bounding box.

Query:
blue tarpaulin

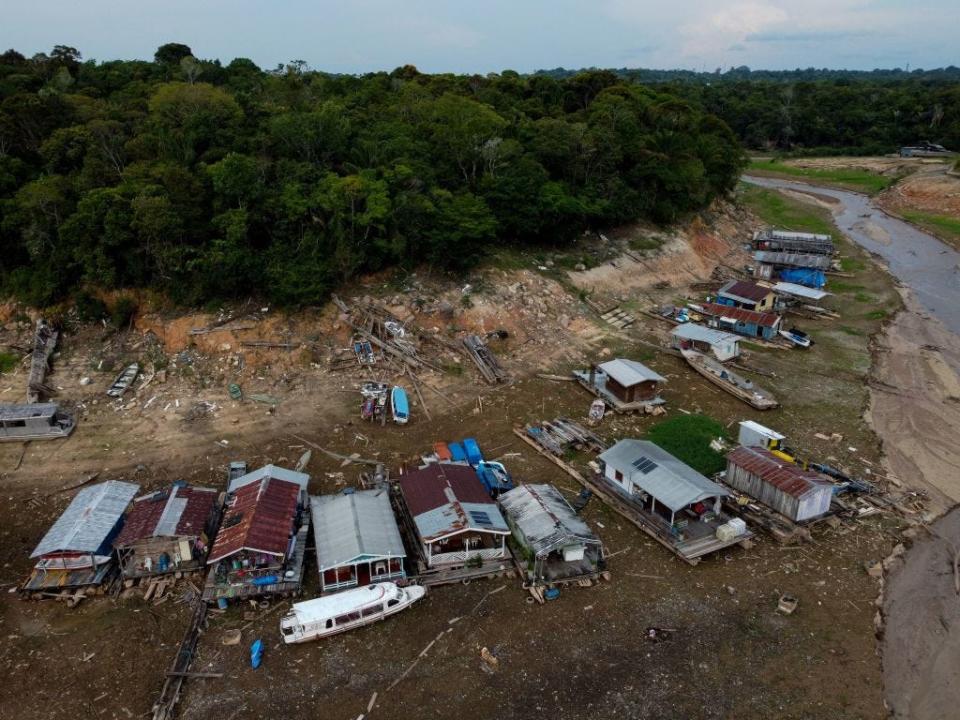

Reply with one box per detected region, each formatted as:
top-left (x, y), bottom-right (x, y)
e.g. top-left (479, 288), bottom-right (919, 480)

top-left (779, 268), bottom-right (826, 289)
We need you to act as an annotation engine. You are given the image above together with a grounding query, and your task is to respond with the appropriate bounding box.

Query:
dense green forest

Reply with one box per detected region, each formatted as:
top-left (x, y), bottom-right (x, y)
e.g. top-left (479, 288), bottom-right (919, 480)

top-left (538, 66), bottom-right (960, 154)
top-left (0, 45), bottom-right (744, 308)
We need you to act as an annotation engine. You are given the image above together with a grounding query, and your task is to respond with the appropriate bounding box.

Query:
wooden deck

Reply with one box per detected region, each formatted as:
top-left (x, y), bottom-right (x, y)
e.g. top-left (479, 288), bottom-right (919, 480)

top-left (201, 521), bottom-right (310, 604)
top-left (578, 474), bottom-right (752, 565)
top-left (515, 428), bottom-right (751, 565)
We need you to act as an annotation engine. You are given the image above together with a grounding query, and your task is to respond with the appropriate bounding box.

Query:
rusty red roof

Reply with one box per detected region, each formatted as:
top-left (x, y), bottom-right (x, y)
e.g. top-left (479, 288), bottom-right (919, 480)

top-left (719, 280), bottom-right (773, 304)
top-left (727, 446), bottom-right (830, 499)
top-left (115, 484), bottom-right (218, 546)
top-left (207, 478), bottom-right (301, 564)
top-left (399, 464), bottom-right (508, 542)
top-left (698, 302), bottom-right (781, 328)
top-left (399, 464), bottom-right (494, 516)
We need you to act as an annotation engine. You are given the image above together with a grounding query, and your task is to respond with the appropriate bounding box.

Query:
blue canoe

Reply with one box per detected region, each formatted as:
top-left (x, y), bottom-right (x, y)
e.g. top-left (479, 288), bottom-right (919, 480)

top-left (391, 386), bottom-right (409, 424)
top-left (448, 442), bottom-right (467, 462)
top-left (462, 438), bottom-right (483, 466)
top-left (250, 639), bottom-right (264, 669)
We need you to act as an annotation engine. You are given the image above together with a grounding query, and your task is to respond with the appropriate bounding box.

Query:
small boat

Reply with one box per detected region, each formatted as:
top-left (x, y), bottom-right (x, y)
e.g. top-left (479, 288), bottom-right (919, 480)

top-left (361, 396), bottom-right (376, 420)
top-left (476, 460), bottom-right (514, 496)
top-left (681, 349), bottom-right (778, 410)
top-left (250, 639), bottom-right (264, 668)
top-left (360, 381), bottom-right (389, 398)
top-left (107, 363), bottom-right (139, 397)
top-left (448, 442), bottom-right (467, 462)
top-left (462, 437), bottom-right (483, 465)
top-left (391, 386), bottom-right (409, 424)
top-left (280, 582), bottom-right (426, 644)
top-left (588, 398), bottom-right (606, 424)
top-left (779, 327), bottom-right (813, 348)
top-left (384, 320), bottom-right (405, 338)
top-left (353, 338), bottom-right (376, 365)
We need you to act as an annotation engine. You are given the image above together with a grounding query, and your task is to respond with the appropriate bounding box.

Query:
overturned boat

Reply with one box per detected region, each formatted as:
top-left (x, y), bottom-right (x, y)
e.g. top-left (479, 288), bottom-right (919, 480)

top-left (280, 582), bottom-right (426, 644)
top-left (0, 403), bottom-right (76, 442)
top-left (681, 349), bottom-right (778, 410)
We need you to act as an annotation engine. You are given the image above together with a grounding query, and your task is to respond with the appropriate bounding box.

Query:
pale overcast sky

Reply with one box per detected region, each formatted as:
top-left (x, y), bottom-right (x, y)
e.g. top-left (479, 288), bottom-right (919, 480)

top-left (1, 0), bottom-right (955, 73)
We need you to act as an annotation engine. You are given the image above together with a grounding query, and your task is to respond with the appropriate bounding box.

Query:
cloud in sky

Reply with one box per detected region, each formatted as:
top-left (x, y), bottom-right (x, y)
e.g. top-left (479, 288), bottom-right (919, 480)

top-left (0, 0), bottom-right (954, 73)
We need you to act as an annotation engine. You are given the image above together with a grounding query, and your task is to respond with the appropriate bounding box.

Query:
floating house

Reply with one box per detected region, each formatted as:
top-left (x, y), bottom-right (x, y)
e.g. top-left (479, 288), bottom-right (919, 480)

top-left (695, 302), bottom-right (782, 341)
top-left (398, 464), bottom-right (510, 570)
top-left (25, 480), bottom-right (139, 591)
top-left (715, 280), bottom-right (776, 313)
top-left (753, 229), bottom-right (834, 256)
top-left (574, 358), bottom-right (666, 412)
top-left (499, 483), bottom-right (604, 585)
top-left (113, 483), bottom-right (220, 579)
top-left (726, 446), bottom-right (833, 522)
top-left (597, 440), bottom-right (749, 562)
top-left (753, 250), bottom-right (833, 270)
top-left (0, 403), bottom-right (76, 442)
top-left (670, 324), bottom-right (741, 362)
top-left (203, 465), bottom-right (310, 603)
top-left (311, 489), bottom-right (406, 593)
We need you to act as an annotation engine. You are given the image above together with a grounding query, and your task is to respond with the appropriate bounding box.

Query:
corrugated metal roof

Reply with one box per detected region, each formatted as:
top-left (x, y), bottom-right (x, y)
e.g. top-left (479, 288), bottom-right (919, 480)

top-left (599, 440), bottom-right (728, 512)
top-left (697, 302), bottom-right (781, 328)
top-left (718, 280), bottom-right (772, 304)
top-left (0, 403), bottom-right (59, 421)
top-left (727, 446), bottom-right (831, 500)
top-left (207, 477), bottom-right (301, 563)
top-left (753, 250), bottom-right (833, 270)
top-left (597, 359), bottom-right (666, 386)
top-left (228, 464), bottom-right (309, 495)
top-left (31, 480), bottom-right (140, 558)
top-left (671, 324), bottom-right (740, 346)
top-left (771, 282), bottom-right (831, 301)
top-left (399, 464), bottom-right (509, 542)
top-left (311, 489), bottom-right (405, 570)
top-left (114, 484), bottom-right (218, 546)
top-left (499, 484), bottom-right (600, 556)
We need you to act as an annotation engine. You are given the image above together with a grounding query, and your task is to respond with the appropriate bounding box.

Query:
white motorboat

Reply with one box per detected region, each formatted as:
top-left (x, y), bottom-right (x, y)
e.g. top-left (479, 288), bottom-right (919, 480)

top-left (280, 582), bottom-right (426, 644)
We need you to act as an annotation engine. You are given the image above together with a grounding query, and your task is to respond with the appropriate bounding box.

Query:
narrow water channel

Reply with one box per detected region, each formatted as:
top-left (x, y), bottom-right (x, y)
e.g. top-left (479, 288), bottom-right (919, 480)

top-left (743, 174), bottom-right (960, 335)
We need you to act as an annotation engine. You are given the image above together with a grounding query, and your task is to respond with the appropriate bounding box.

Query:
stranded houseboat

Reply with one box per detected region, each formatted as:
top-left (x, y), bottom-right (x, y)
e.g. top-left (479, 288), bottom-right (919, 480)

top-left (280, 581), bottom-right (426, 644)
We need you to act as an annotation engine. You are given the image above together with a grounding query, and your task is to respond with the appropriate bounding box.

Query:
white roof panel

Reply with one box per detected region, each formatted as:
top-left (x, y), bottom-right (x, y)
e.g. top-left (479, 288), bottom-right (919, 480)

top-left (31, 480), bottom-right (139, 557)
top-left (599, 440), bottom-right (727, 512)
top-left (771, 282), bottom-right (831, 301)
top-left (311, 490), bottom-right (405, 570)
top-left (671, 324), bottom-right (740, 346)
top-left (597, 359), bottom-right (666, 386)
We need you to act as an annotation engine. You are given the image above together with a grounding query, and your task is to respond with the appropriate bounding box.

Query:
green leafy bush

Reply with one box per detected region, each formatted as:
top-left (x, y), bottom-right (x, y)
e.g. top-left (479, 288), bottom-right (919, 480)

top-left (646, 414), bottom-right (728, 476)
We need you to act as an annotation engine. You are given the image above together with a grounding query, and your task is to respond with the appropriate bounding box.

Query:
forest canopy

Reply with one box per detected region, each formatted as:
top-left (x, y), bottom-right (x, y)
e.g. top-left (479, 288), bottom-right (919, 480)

top-left (539, 66), bottom-right (960, 154)
top-left (0, 46), bottom-right (744, 308)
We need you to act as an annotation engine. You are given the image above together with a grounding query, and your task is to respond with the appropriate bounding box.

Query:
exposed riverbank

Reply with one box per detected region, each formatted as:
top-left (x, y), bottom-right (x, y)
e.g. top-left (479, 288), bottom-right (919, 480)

top-left (746, 173), bottom-right (960, 720)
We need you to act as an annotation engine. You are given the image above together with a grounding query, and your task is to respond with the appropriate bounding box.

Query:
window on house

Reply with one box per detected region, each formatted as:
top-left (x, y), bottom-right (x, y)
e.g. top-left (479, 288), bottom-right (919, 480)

top-left (614, 470), bottom-right (623, 481)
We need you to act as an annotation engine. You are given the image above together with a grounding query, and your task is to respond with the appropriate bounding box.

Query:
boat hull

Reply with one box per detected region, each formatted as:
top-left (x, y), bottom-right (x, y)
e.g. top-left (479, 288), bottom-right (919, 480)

top-left (681, 350), bottom-right (778, 410)
top-left (281, 584), bottom-right (426, 644)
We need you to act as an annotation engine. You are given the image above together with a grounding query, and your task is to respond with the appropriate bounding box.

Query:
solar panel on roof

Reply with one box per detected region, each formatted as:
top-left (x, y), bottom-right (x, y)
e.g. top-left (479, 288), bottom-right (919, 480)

top-left (631, 457), bottom-right (658, 474)
top-left (469, 510), bottom-right (492, 526)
